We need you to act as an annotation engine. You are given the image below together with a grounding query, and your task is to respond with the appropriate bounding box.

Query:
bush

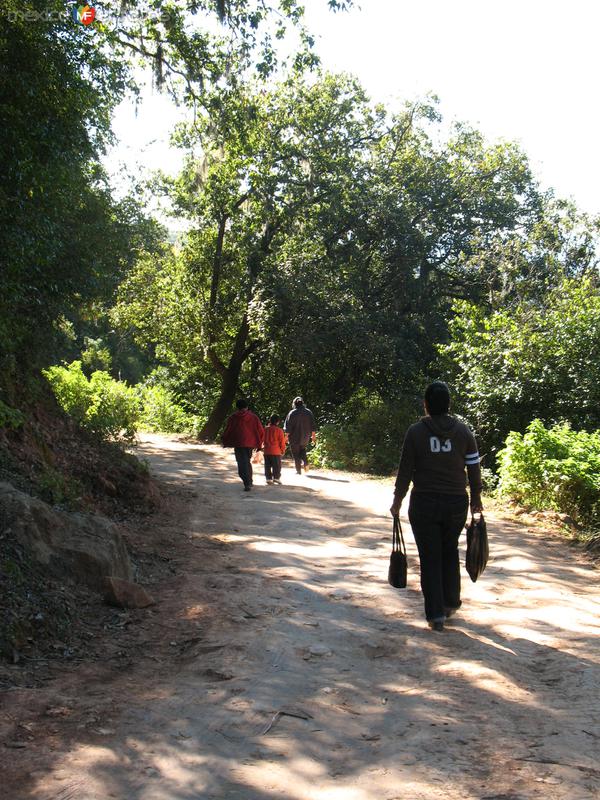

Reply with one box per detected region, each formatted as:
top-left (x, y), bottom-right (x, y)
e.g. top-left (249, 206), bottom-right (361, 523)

top-left (44, 361), bottom-right (140, 442)
top-left (0, 399), bottom-right (25, 430)
top-left (310, 393), bottom-right (416, 474)
top-left (441, 279), bottom-right (600, 462)
top-left (44, 361), bottom-right (93, 424)
top-left (139, 385), bottom-right (192, 433)
top-left (497, 419), bottom-right (600, 526)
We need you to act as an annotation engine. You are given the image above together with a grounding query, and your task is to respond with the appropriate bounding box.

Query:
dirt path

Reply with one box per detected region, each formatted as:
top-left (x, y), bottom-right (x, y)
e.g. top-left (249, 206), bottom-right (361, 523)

top-left (3, 433), bottom-right (600, 800)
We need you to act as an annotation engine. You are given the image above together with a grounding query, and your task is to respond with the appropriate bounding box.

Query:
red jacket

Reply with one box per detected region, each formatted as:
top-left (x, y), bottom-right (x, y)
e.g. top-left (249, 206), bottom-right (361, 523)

top-left (263, 424), bottom-right (286, 456)
top-left (222, 409), bottom-right (264, 449)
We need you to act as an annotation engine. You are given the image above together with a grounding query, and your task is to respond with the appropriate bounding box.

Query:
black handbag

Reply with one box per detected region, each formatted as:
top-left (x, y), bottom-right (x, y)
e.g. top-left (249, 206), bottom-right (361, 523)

top-left (465, 513), bottom-right (489, 583)
top-left (388, 514), bottom-right (407, 588)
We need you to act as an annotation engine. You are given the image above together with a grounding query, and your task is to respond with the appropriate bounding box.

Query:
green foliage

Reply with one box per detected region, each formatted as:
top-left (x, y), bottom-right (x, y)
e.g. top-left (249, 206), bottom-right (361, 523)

top-left (117, 76), bottom-right (550, 439)
top-left (138, 385), bottom-right (193, 433)
top-left (0, 4), bottom-right (124, 374)
top-left (43, 362), bottom-right (93, 424)
top-left (87, 370), bottom-right (140, 441)
top-left (44, 362), bottom-right (140, 442)
top-left (0, 400), bottom-right (25, 430)
top-left (36, 466), bottom-right (84, 508)
top-left (442, 277), bottom-right (600, 458)
top-left (497, 420), bottom-right (600, 526)
top-left (0, 3), bottom-right (170, 389)
top-left (81, 337), bottom-right (113, 373)
top-left (310, 392), bottom-right (417, 474)
top-left (44, 361), bottom-right (201, 438)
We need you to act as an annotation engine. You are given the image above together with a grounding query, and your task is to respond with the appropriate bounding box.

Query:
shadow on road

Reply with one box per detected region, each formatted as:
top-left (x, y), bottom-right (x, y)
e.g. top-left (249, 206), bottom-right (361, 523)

top-left (7, 436), bottom-right (600, 800)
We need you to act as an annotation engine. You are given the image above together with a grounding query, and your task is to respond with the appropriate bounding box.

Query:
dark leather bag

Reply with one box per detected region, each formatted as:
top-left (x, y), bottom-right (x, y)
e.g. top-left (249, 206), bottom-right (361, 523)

top-left (388, 515), bottom-right (407, 589)
top-left (465, 513), bottom-right (489, 583)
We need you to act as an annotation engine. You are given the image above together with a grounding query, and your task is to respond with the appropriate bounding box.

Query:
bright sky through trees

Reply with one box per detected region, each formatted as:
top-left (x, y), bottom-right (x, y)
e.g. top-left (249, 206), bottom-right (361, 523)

top-left (106, 0), bottom-right (600, 216)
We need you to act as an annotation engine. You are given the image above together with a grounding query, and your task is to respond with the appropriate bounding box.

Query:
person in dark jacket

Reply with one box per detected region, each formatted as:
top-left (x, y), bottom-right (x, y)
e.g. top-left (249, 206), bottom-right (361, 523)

top-left (222, 399), bottom-right (265, 491)
top-left (284, 397), bottom-right (316, 475)
top-left (390, 381), bottom-right (483, 631)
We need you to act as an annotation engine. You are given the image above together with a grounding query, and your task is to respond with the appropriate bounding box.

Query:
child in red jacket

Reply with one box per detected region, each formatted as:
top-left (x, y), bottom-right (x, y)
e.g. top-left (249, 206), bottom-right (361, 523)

top-left (263, 414), bottom-right (287, 484)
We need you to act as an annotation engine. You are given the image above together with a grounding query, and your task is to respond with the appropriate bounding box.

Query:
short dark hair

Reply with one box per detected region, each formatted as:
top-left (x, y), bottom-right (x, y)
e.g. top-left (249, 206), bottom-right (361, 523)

top-left (424, 381), bottom-right (450, 415)
top-left (293, 396), bottom-right (304, 407)
top-left (236, 398), bottom-right (249, 410)
top-left (270, 414), bottom-right (280, 424)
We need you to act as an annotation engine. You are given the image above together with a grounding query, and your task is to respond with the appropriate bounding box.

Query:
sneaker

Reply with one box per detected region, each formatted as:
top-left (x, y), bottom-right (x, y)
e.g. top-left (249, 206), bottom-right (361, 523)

top-left (428, 619), bottom-right (444, 632)
top-left (273, 479), bottom-right (282, 484)
top-left (266, 479), bottom-right (273, 485)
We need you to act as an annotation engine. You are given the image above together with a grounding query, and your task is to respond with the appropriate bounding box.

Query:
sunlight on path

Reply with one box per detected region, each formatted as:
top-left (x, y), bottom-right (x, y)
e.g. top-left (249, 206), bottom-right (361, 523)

top-left (31, 434), bottom-right (600, 800)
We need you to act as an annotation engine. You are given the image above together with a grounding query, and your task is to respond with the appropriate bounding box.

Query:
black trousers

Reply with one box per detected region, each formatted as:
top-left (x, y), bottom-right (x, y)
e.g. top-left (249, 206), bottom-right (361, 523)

top-left (408, 491), bottom-right (469, 622)
top-left (234, 447), bottom-right (253, 488)
top-left (264, 454), bottom-right (282, 480)
top-left (290, 444), bottom-right (308, 474)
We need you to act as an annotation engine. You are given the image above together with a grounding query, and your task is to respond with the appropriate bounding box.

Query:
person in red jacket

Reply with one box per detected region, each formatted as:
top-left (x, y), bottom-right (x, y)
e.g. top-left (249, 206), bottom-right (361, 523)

top-left (263, 414), bottom-right (287, 485)
top-left (222, 399), bottom-right (265, 492)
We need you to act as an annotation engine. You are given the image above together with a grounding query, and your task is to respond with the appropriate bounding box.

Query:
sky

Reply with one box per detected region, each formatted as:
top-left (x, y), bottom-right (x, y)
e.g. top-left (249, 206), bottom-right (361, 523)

top-left (106, 0), bottom-right (600, 217)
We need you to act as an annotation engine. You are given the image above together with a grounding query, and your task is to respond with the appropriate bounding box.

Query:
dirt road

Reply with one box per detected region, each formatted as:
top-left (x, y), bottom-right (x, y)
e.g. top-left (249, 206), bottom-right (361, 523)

top-left (3, 434), bottom-right (600, 799)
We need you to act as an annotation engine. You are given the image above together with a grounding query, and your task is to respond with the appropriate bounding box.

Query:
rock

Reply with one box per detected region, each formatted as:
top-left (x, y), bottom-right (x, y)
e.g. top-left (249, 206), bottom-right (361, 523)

top-left (103, 577), bottom-right (155, 609)
top-left (309, 644), bottom-right (332, 657)
top-left (0, 481), bottom-right (133, 590)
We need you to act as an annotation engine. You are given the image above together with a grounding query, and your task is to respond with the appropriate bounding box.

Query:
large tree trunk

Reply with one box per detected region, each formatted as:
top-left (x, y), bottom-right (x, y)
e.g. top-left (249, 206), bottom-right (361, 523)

top-left (199, 363), bottom-right (241, 441)
top-left (199, 313), bottom-right (257, 440)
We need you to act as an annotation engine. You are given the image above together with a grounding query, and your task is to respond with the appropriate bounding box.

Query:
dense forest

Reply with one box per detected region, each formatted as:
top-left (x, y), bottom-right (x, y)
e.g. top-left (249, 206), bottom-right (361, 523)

top-left (2, 0), bottom-right (600, 527)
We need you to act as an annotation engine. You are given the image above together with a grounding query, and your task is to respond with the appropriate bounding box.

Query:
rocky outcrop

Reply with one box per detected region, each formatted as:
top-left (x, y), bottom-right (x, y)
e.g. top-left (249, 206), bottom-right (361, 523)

top-left (0, 482), bottom-right (133, 590)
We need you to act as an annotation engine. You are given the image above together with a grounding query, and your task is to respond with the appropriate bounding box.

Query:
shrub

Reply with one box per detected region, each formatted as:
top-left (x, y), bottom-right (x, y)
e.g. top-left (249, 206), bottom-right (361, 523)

top-left (497, 419), bottom-right (600, 526)
top-left (87, 370), bottom-right (140, 441)
top-left (441, 279), bottom-right (600, 463)
top-left (310, 393), bottom-right (416, 474)
top-left (37, 466), bottom-right (84, 508)
top-left (44, 361), bottom-right (140, 442)
top-left (139, 385), bottom-right (191, 433)
top-left (0, 400), bottom-right (25, 430)
top-left (44, 361), bottom-right (93, 424)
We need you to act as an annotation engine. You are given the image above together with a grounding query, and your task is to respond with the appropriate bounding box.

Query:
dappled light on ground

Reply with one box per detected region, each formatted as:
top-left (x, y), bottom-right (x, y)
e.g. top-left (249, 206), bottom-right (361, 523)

top-left (6, 433), bottom-right (600, 800)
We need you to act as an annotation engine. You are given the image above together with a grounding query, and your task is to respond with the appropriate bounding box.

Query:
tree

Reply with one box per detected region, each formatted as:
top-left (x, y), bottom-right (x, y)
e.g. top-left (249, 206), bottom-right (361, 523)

top-left (256, 103), bottom-right (547, 415)
top-left (0, 2), bottom-right (132, 387)
top-left (1, 0), bottom-right (346, 397)
top-left (116, 74), bottom-right (384, 437)
top-left (441, 277), bottom-right (600, 461)
top-left (114, 85), bottom-right (562, 445)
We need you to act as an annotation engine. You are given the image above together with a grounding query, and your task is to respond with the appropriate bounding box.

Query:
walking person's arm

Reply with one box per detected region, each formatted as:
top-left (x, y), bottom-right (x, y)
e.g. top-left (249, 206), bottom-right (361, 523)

top-left (465, 432), bottom-right (483, 513)
top-left (278, 428), bottom-right (286, 455)
top-left (390, 429), bottom-right (416, 516)
top-left (255, 417), bottom-right (265, 451)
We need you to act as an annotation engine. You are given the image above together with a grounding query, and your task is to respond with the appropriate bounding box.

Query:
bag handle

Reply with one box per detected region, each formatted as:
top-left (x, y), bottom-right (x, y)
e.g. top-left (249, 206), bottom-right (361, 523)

top-left (468, 511), bottom-right (485, 525)
top-left (392, 514), bottom-right (406, 555)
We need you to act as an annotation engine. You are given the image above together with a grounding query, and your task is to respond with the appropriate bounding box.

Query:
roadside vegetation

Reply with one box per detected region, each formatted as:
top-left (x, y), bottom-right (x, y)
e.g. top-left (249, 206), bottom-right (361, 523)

top-left (2, 0), bottom-right (600, 541)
